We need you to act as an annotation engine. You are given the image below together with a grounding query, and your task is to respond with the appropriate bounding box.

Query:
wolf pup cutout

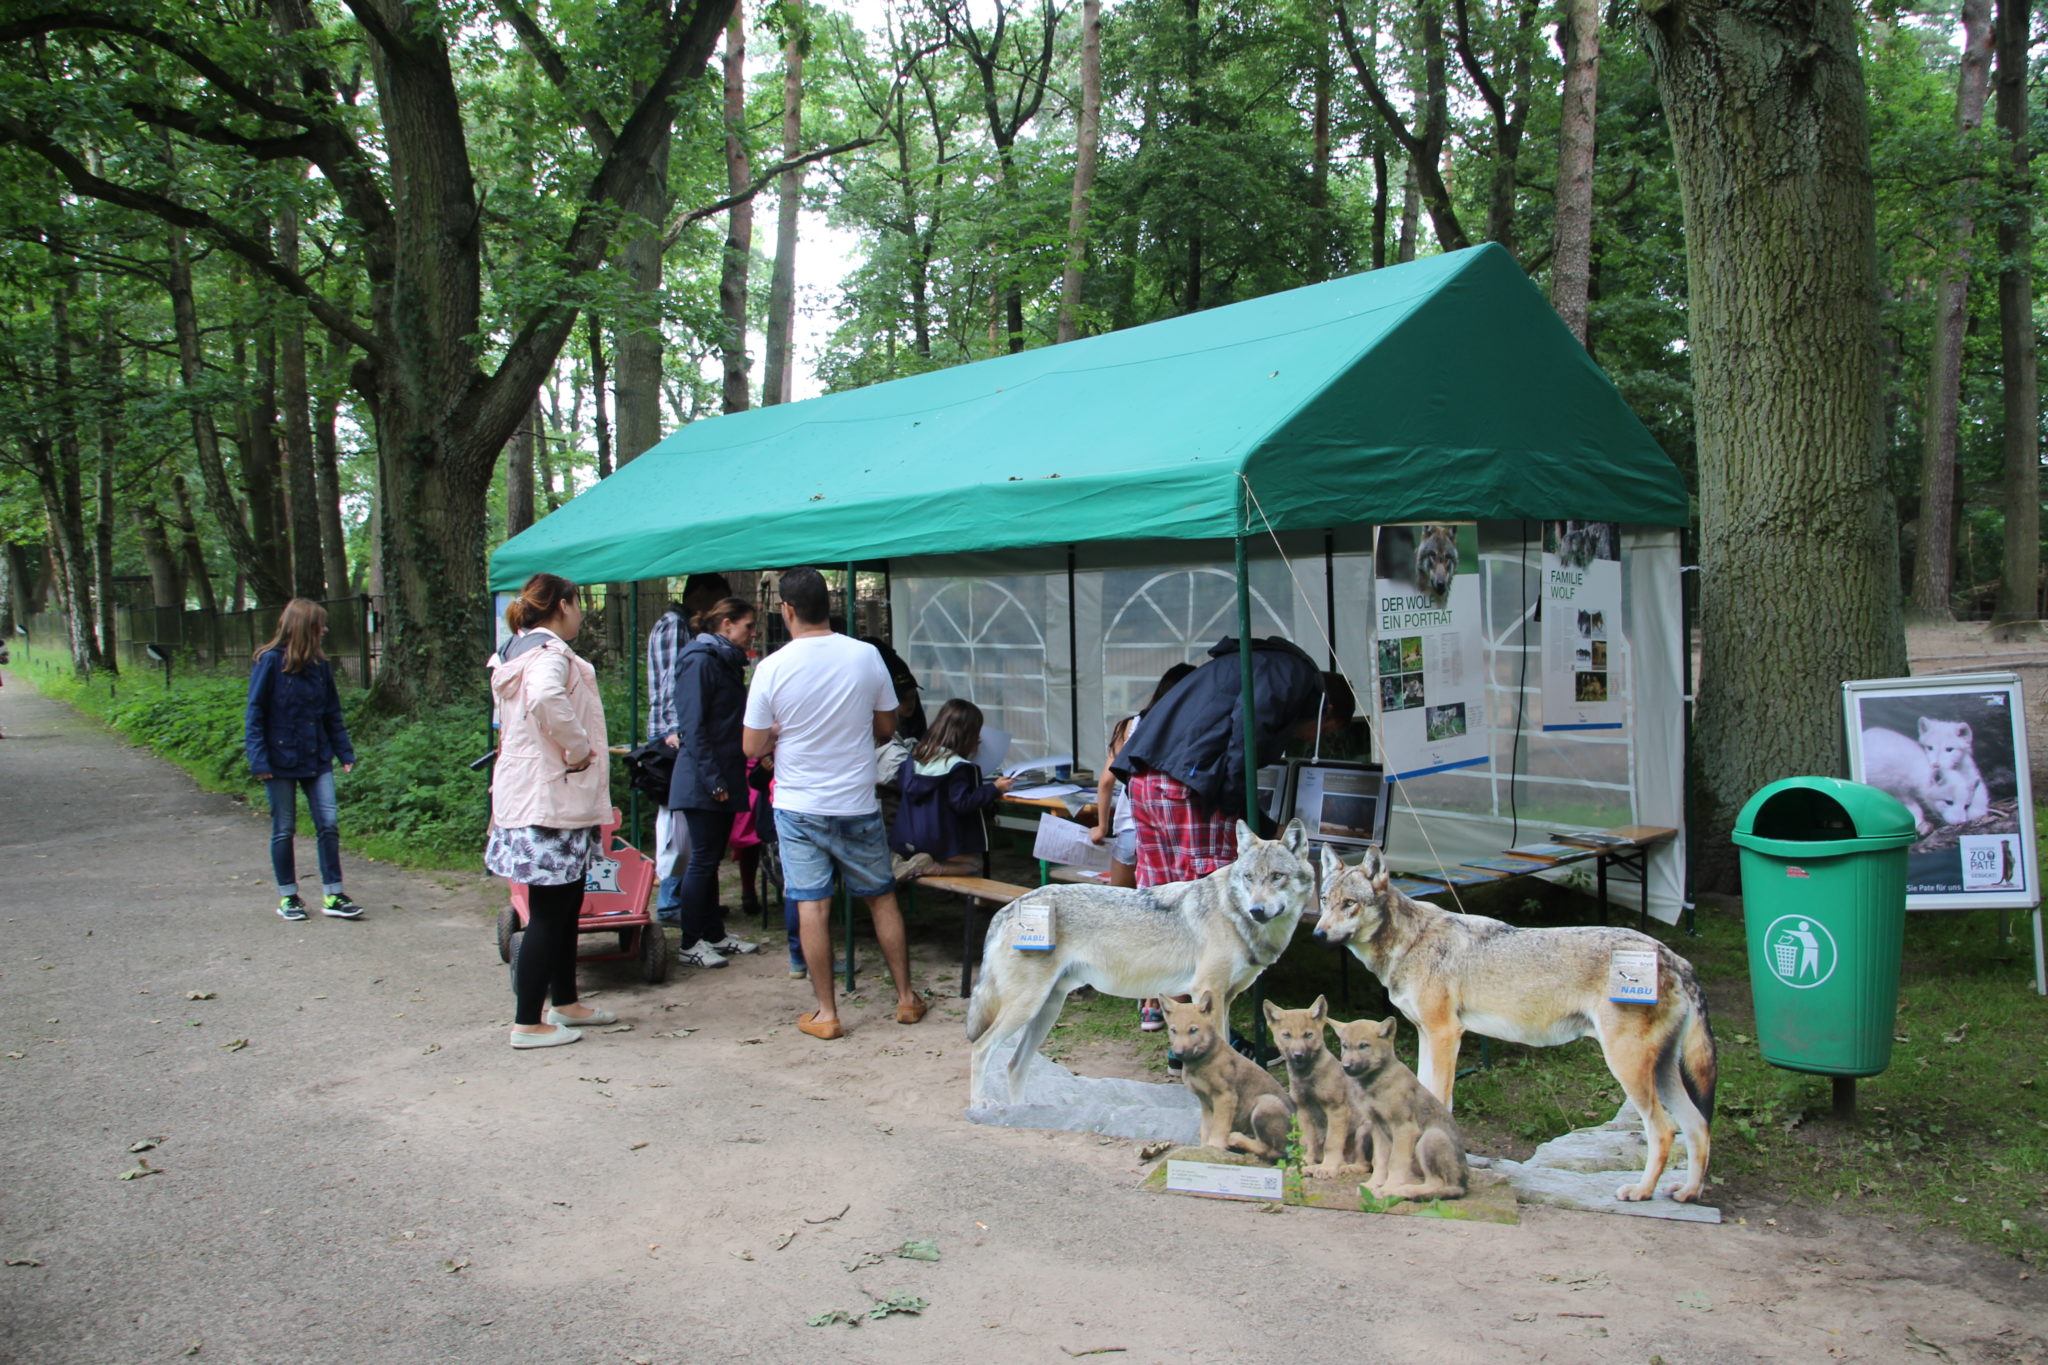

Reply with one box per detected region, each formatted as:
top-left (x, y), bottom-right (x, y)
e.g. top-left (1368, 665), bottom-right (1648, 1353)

top-left (967, 819), bottom-right (1315, 1105)
top-left (1164, 991), bottom-right (1293, 1159)
top-left (1331, 1015), bottom-right (1467, 1200)
top-left (1314, 845), bottom-right (1717, 1203)
top-left (1264, 996), bottom-right (1372, 1178)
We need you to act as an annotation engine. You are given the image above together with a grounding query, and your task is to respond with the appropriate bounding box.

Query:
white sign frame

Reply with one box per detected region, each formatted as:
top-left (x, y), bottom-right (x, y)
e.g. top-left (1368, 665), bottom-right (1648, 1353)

top-left (1842, 672), bottom-right (2039, 912)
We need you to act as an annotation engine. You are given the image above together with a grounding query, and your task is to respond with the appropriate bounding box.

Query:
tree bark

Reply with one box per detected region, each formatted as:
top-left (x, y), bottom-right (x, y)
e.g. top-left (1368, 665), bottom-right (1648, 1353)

top-left (718, 9), bottom-right (753, 413)
top-left (588, 315), bottom-right (613, 479)
top-left (1988, 0), bottom-right (2040, 638)
top-left (93, 330), bottom-right (119, 664)
top-left (1398, 158), bottom-right (1420, 262)
top-left (1642, 0), bottom-right (1907, 890)
top-left (276, 204), bottom-right (326, 598)
top-left (506, 400), bottom-right (537, 536)
top-left (134, 504), bottom-right (184, 612)
top-left (312, 334), bottom-right (351, 600)
top-left (613, 146), bottom-right (673, 459)
top-left (762, 33), bottom-right (804, 405)
top-left (1550, 0), bottom-right (1600, 343)
top-left (1371, 147), bottom-right (1389, 270)
top-left (43, 264), bottom-right (100, 674)
top-left (1335, 0), bottom-right (1471, 253)
top-left (171, 473), bottom-right (218, 614)
top-left (1908, 0), bottom-right (1993, 622)
top-left (1056, 0), bottom-right (1103, 341)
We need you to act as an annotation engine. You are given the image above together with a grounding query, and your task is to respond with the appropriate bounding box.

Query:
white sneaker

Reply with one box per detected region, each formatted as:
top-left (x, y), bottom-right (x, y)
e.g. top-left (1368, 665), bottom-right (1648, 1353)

top-left (707, 934), bottom-right (759, 956)
top-left (544, 1006), bottom-right (619, 1028)
top-left (677, 940), bottom-right (729, 969)
top-left (510, 1024), bottom-right (582, 1049)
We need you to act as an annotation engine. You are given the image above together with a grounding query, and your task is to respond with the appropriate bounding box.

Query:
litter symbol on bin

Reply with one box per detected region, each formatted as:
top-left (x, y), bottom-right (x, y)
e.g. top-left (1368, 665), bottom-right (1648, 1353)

top-left (1762, 914), bottom-right (1837, 990)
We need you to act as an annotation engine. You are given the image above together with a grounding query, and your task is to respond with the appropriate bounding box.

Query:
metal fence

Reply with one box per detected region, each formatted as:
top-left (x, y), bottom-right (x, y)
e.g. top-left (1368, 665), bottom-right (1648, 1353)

top-left (18, 595), bottom-right (381, 686)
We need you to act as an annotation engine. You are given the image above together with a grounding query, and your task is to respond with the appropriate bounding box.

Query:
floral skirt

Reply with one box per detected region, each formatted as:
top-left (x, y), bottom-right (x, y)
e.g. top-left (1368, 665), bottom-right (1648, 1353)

top-left (485, 823), bottom-right (598, 887)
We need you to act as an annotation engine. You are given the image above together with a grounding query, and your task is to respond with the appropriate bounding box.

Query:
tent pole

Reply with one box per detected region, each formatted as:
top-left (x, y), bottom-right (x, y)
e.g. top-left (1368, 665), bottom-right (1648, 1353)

top-left (1323, 531), bottom-right (1336, 670)
top-left (1681, 526), bottom-right (1697, 937)
top-left (1236, 527), bottom-right (1266, 1058)
top-left (629, 589), bottom-right (641, 850)
top-left (1067, 547), bottom-right (1079, 768)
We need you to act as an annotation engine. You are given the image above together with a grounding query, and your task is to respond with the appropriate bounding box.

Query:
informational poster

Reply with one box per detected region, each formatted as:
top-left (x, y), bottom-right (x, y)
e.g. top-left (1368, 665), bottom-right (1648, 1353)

top-left (1843, 673), bottom-right (2038, 909)
top-left (1540, 520), bottom-right (1623, 730)
top-left (1371, 523), bottom-right (1487, 779)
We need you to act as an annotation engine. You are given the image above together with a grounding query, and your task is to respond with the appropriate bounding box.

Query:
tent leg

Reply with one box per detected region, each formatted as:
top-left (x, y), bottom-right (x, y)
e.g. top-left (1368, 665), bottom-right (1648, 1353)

top-left (1236, 530), bottom-right (1269, 1056)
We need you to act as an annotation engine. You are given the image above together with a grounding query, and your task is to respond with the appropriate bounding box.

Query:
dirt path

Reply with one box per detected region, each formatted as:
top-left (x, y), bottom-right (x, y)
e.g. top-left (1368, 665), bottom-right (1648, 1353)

top-left (1, 670), bottom-right (2041, 1364)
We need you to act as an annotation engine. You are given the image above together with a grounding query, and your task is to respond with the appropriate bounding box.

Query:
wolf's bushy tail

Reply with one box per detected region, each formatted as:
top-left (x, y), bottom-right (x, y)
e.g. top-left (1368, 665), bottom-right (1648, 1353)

top-left (1675, 964), bottom-right (1717, 1121)
top-left (964, 908), bottom-right (1015, 1042)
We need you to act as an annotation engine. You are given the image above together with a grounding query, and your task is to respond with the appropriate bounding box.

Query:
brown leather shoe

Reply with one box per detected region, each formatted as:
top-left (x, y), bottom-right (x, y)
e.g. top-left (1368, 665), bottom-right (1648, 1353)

top-left (797, 1011), bottom-right (844, 1040)
top-left (895, 992), bottom-right (929, 1025)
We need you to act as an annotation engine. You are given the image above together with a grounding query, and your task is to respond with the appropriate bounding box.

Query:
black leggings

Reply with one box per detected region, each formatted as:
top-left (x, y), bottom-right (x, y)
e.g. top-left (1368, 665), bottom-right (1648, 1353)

top-left (514, 880), bottom-right (583, 1026)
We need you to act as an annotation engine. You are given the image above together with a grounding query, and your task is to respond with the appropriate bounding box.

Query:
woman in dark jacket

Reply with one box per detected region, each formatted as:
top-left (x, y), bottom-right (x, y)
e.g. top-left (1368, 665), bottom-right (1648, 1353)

top-left (667, 597), bottom-right (762, 968)
top-left (244, 598), bottom-right (361, 921)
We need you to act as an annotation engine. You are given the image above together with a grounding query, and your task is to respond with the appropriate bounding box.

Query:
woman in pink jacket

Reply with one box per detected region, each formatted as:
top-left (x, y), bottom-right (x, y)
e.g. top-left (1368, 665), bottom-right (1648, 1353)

top-left (488, 574), bottom-right (616, 1050)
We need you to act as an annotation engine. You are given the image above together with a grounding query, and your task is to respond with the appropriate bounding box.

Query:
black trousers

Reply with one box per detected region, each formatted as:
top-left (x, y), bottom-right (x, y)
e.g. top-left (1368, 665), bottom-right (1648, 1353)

top-left (514, 879), bottom-right (583, 1025)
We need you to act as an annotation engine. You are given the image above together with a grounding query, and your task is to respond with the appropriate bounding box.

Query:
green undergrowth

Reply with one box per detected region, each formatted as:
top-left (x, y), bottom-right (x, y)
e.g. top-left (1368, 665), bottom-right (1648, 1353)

top-left (19, 658), bottom-right (644, 872)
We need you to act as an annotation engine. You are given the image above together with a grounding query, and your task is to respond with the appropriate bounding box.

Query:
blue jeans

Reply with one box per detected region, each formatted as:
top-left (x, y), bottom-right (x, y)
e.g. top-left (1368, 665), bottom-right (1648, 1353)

top-left (265, 771), bottom-right (342, 896)
top-left (774, 809), bottom-right (895, 901)
top-left (677, 807), bottom-right (734, 947)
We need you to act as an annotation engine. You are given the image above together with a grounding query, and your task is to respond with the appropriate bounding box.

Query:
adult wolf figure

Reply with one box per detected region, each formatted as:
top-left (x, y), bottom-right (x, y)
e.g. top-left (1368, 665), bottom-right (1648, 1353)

top-left (1313, 846), bottom-right (1717, 1203)
top-left (966, 819), bottom-right (1315, 1105)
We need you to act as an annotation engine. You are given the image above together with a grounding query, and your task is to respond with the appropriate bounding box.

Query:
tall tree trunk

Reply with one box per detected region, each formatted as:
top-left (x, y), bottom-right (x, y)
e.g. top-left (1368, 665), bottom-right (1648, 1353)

top-left (1308, 6), bottom-right (1332, 284)
top-left (613, 155), bottom-right (672, 461)
top-left (506, 400), bottom-right (537, 536)
top-left (1056, 0), bottom-right (1103, 341)
top-left (718, 9), bottom-right (753, 413)
top-left (588, 316), bottom-right (613, 479)
top-left (1372, 147), bottom-right (1389, 269)
top-left (134, 505), bottom-right (183, 611)
top-left (171, 473), bottom-right (217, 614)
top-left (1988, 0), bottom-right (2040, 638)
top-left (93, 338), bottom-right (119, 666)
top-left (1398, 159), bottom-right (1420, 262)
top-left (1643, 0), bottom-right (1907, 890)
top-left (1550, 0), bottom-right (1600, 344)
top-left (312, 334), bottom-right (351, 600)
top-left (3, 543), bottom-right (47, 627)
top-left (167, 232), bottom-right (290, 606)
top-left (762, 34), bottom-right (804, 405)
top-left (44, 265), bottom-right (100, 674)
top-left (1908, 0), bottom-right (1994, 622)
top-left (277, 204), bottom-right (326, 598)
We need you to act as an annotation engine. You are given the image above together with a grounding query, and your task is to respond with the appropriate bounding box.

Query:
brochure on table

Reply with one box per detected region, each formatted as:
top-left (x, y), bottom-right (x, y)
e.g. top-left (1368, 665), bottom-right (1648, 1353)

top-left (1370, 523), bottom-right (1488, 779)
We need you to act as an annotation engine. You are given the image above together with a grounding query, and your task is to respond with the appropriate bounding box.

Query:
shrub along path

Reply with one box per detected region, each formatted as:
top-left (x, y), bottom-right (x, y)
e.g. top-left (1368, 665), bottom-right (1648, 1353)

top-left (2, 669), bottom-right (2042, 1364)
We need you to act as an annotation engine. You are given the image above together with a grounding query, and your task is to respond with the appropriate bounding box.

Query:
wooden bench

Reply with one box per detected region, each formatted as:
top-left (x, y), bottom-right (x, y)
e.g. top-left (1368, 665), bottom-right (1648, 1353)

top-left (903, 874), bottom-right (1034, 996)
top-left (1394, 825), bottom-right (1679, 928)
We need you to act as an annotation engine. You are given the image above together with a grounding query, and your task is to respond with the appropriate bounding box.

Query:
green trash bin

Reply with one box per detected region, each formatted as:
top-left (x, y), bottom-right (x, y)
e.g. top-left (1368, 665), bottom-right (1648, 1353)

top-left (1730, 777), bottom-right (1917, 1078)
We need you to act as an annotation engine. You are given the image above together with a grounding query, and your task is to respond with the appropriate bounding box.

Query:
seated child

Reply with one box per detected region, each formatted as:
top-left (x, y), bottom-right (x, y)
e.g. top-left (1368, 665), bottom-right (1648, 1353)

top-left (890, 699), bottom-right (1014, 880)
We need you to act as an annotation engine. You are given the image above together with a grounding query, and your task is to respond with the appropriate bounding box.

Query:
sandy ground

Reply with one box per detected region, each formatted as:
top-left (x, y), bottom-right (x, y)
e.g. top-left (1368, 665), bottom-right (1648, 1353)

top-left (1, 671), bottom-right (2043, 1365)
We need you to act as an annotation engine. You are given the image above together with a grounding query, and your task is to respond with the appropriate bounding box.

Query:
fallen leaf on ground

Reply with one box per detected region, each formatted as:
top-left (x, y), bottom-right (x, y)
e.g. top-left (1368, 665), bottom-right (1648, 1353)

top-left (1060, 1349), bottom-right (1127, 1358)
top-left (896, 1240), bottom-right (940, 1262)
top-left (772, 1230), bottom-right (797, 1252)
top-left (628, 1142), bottom-right (649, 1151)
top-left (731, 1249), bottom-right (755, 1261)
top-left (1904, 1326), bottom-right (1954, 1360)
top-left (1511, 1313), bottom-right (1537, 1323)
top-left (602, 1024), bottom-right (634, 1033)
top-left (6, 1257), bottom-right (43, 1267)
top-left (128, 1140), bottom-right (157, 1153)
top-left (443, 1259), bottom-right (469, 1274)
top-left (220, 1039), bottom-right (249, 1052)
top-left (422, 1043), bottom-right (441, 1055)
top-left (804, 1204), bottom-right (850, 1224)
top-left (185, 991), bottom-right (216, 1001)
top-left (844, 1251), bottom-right (883, 1272)
top-left (5, 1053), bottom-right (22, 1060)
top-left (737, 1037), bottom-right (765, 1045)
top-left (1138, 1141), bottom-right (1173, 1161)
top-left (118, 1161), bottom-right (159, 1181)
top-left (654, 1029), bottom-right (698, 1039)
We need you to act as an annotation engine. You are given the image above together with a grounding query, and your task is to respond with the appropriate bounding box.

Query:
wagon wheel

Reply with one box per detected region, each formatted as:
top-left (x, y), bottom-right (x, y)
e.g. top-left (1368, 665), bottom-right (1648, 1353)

top-left (506, 929), bottom-right (525, 987)
top-left (495, 906), bottom-right (518, 963)
top-left (640, 923), bottom-right (672, 984)
top-left (758, 843), bottom-right (784, 923)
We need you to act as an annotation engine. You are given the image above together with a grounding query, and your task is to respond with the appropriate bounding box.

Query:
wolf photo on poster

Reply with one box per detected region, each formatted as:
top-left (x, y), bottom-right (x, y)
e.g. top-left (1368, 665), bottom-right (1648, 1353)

top-left (1370, 523), bottom-right (1487, 779)
top-left (1843, 673), bottom-right (2038, 909)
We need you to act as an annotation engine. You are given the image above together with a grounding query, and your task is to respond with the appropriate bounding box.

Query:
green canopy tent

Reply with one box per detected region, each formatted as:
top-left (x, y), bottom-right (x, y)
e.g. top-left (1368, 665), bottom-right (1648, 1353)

top-left (494, 244), bottom-right (1690, 930)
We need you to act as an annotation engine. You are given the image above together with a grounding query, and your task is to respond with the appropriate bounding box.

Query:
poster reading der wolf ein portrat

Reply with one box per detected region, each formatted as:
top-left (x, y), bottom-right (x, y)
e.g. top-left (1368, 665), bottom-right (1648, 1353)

top-left (1371, 523), bottom-right (1486, 779)
top-left (1541, 520), bottom-right (1622, 730)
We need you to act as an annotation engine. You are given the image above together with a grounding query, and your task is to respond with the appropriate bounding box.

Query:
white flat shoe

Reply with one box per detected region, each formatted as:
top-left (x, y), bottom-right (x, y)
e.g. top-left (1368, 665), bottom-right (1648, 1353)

top-left (545, 1007), bottom-right (618, 1028)
top-left (510, 1024), bottom-right (582, 1049)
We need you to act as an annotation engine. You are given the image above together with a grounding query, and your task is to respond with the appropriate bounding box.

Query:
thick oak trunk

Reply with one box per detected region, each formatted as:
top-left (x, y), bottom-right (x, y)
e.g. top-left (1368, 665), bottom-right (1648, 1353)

top-left (718, 10), bottom-right (753, 414)
top-left (1988, 0), bottom-right (2040, 638)
top-left (277, 205), bottom-right (326, 598)
top-left (1056, 0), bottom-right (1102, 341)
top-left (1550, 0), bottom-right (1600, 343)
top-left (1643, 0), bottom-right (1907, 889)
top-left (762, 36), bottom-right (804, 405)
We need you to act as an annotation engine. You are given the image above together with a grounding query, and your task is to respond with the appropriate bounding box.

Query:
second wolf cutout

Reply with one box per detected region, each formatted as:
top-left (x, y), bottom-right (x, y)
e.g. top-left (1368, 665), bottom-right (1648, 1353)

top-left (1264, 997), bottom-right (1371, 1178)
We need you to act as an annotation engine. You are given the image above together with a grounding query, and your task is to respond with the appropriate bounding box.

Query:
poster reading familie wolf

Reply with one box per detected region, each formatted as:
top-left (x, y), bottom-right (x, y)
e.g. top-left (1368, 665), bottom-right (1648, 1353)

top-left (1541, 520), bottom-right (1623, 730)
top-left (1371, 523), bottom-right (1487, 780)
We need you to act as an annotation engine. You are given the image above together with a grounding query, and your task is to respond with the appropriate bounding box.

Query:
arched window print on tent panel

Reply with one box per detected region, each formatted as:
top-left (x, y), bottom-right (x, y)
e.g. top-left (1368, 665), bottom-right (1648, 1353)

top-left (1101, 567), bottom-right (1287, 728)
top-left (905, 578), bottom-right (1051, 755)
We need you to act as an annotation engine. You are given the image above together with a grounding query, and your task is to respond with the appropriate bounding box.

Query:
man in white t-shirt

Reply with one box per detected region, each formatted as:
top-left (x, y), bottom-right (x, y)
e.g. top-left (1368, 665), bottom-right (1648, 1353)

top-left (743, 567), bottom-right (927, 1038)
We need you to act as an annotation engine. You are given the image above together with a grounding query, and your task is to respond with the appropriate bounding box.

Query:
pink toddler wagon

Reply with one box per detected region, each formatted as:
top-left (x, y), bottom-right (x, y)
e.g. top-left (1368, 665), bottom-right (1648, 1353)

top-left (495, 808), bottom-right (671, 983)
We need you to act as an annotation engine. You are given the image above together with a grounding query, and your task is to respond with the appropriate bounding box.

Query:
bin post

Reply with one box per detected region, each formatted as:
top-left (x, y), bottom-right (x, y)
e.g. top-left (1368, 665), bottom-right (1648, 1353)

top-left (1832, 1076), bottom-right (1856, 1122)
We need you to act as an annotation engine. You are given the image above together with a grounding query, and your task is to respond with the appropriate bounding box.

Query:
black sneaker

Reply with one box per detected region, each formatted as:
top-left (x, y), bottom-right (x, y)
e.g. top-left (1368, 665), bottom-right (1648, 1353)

top-left (322, 893), bottom-right (365, 919)
top-left (277, 895), bottom-right (309, 921)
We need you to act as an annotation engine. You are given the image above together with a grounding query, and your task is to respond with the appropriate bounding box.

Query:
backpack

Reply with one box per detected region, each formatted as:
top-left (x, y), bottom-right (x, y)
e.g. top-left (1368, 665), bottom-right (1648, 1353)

top-left (621, 739), bottom-right (677, 803)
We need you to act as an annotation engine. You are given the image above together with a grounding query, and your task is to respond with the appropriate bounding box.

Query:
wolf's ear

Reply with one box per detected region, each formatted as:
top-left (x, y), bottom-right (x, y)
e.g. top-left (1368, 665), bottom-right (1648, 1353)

top-left (1308, 994), bottom-right (1327, 1023)
top-left (1318, 843), bottom-right (1344, 884)
top-left (1196, 988), bottom-right (1216, 1016)
top-left (1261, 998), bottom-right (1281, 1024)
top-left (1376, 1016), bottom-right (1399, 1040)
top-left (1280, 817), bottom-right (1309, 855)
top-left (1363, 846), bottom-right (1391, 893)
top-left (1234, 818), bottom-right (1256, 854)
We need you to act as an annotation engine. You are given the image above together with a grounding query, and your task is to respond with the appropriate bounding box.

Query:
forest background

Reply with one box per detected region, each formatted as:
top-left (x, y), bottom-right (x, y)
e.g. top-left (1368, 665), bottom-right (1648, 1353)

top-left (0, 0), bottom-right (2042, 881)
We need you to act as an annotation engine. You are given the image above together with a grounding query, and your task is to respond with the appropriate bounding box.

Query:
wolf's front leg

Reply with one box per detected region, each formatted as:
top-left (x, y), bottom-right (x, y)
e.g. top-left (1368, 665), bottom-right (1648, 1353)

top-left (1416, 1025), bottom-right (1462, 1110)
top-left (1308, 1106), bottom-right (1363, 1178)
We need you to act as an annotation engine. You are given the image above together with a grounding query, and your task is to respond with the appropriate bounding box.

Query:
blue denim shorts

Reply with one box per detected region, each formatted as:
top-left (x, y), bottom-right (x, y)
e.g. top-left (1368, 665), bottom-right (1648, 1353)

top-left (775, 809), bottom-right (896, 901)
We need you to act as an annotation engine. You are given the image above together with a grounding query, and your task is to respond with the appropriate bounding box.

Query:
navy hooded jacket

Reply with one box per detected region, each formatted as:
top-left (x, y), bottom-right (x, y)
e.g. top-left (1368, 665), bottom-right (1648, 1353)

top-left (667, 632), bottom-right (749, 811)
top-left (244, 650), bottom-right (355, 779)
top-left (891, 752), bottom-right (1002, 861)
top-left (1110, 636), bottom-right (1325, 817)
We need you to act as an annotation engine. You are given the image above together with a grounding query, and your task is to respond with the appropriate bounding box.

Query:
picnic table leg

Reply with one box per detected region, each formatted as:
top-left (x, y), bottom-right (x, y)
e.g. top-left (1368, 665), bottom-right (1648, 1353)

top-left (1597, 853), bottom-right (1610, 925)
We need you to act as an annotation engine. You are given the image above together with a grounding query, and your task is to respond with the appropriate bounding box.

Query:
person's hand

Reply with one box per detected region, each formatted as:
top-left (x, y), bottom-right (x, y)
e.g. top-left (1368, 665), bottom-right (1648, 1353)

top-left (565, 755), bottom-right (592, 774)
top-left (994, 775), bottom-right (1017, 794)
top-left (1090, 824), bottom-right (1108, 844)
top-left (663, 733), bottom-right (679, 749)
top-left (713, 787), bottom-right (730, 804)
top-left (254, 772), bottom-right (272, 781)
top-left (342, 762), bottom-right (354, 773)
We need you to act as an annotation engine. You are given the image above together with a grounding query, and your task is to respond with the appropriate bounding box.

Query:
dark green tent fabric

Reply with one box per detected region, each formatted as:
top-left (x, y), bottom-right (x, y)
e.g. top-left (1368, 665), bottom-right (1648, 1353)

top-left (491, 244), bottom-right (1686, 589)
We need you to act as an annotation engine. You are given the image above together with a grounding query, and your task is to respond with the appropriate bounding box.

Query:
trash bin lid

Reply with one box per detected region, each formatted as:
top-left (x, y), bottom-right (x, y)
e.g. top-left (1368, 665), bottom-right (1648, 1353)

top-left (1730, 776), bottom-right (1918, 855)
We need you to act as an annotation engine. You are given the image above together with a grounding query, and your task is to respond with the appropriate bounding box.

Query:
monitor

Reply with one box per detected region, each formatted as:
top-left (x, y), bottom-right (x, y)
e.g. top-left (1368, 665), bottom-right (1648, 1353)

top-left (1278, 759), bottom-right (1392, 852)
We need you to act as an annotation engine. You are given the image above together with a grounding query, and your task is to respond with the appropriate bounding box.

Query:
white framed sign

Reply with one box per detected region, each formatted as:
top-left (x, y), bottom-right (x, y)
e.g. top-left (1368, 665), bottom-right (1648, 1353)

top-left (1370, 523), bottom-right (1488, 779)
top-left (1842, 672), bottom-right (2038, 911)
top-left (1540, 520), bottom-right (1623, 730)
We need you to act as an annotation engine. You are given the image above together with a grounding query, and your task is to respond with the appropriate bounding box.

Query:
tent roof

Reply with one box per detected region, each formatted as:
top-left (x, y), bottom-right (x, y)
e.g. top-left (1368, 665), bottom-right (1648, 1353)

top-left (491, 244), bottom-right (1687, 589)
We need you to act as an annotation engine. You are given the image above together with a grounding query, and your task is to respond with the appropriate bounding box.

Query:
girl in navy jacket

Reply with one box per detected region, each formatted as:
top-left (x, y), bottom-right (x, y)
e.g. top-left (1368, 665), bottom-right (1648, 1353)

top-left (244, 598), bottom-right (360, 921)
top-left (890, 699), bottom-right (1014, 878)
